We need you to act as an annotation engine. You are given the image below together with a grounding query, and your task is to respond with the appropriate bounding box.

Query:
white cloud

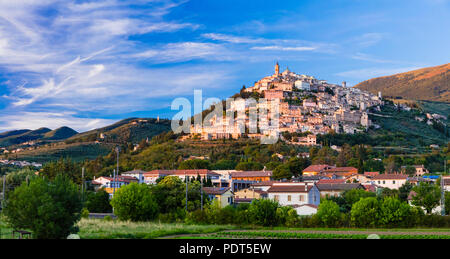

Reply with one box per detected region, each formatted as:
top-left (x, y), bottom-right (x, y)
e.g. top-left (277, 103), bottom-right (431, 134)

top-left (251, 46), bottom-right (317, 51)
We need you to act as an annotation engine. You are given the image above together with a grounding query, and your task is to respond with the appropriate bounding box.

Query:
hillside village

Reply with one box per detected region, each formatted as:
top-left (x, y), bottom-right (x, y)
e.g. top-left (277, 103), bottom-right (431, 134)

top-left (188, 63), bottom-right (383, 142)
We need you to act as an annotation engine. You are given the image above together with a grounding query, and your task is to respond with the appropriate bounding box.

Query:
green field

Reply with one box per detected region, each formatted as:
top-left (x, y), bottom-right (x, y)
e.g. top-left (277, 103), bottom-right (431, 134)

top-left (2, 217), bottom-right (450, 239)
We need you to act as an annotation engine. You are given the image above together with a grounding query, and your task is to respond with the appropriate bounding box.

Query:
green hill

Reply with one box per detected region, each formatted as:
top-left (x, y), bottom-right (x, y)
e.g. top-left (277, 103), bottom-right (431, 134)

top-left (0, 128), bottom-right (52, 147)
top-left (355, 63), bottom-right (450, 102)
top-left (43, 126), bottom-right (78, 140)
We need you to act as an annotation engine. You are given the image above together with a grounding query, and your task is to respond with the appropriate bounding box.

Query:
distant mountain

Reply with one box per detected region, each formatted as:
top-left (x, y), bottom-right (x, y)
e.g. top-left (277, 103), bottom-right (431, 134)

top-left (354, 63), bottom-right (450, 102)
top-left (66, 117), bottom-right (171, 144)
top-left (0, 127), bottom-right (52, 147)
top-left (43, 126), bottom-right (78, 140)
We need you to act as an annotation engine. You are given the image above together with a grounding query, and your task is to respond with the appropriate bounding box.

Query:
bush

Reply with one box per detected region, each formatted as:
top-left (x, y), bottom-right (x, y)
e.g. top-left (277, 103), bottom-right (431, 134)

top-left (350, 197), bottom-right (381, 227)
top-left (379, 197), bottom-right (413, 227)
top-left (103, 215), bottom-right (112, 222)
top-left (316, 200), bottom-right (341, 227)
top-left (248, 199), bottom-right (279, 226)
top-left (81, 208), bottom-right (90, 219)
top-left (110, 183), bottom-right (158, 221)
top-left (85, 189), bottom-right (112, 213)
top-left (3, 174), bottom-right (82, 239)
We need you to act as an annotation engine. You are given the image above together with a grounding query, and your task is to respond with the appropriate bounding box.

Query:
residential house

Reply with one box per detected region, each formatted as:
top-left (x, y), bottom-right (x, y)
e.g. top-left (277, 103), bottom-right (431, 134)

top-left (370, 174), bottom-right (408, 189)
top-left (203, 187), bottom-right (234, 208)
top-left (302, 164), bottom-right (333, 176)
top-left (267, 182), bottom-right (320, 215)
top-left (231, 171), bottom-right (272, 191)
top-left (316, 183), bottom-right (364, 198)
top-left (121, 169), bottom-right (146, 183)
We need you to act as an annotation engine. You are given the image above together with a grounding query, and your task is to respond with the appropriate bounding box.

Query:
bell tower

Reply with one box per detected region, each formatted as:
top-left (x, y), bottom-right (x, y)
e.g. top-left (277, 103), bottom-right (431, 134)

top-left (275, 62), bottom-right (280, 75)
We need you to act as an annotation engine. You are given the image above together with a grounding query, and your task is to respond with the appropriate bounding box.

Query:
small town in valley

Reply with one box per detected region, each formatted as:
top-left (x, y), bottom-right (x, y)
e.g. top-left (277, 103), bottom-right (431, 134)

top-left (0, 0), bottom-right (449, 247)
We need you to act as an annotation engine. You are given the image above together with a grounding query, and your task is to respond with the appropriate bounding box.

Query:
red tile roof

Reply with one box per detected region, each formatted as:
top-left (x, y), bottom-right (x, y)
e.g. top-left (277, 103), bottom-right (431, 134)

top-left (372, 174), bottom-right (408, 180)
top-left (364, 172), bottom-right (380, 177)
top-left (202, 187), bottom-right (231, 195)
top-left (317, 179), bottom-right (346, 184)
top-left (303, 164), bottom-right (331, 172)
top-left (231, 171), bottom-right (272, 178)
top-left (323, 167), bottom-right (358, 173)
top-left (267, 184), bottom-right (313, 193)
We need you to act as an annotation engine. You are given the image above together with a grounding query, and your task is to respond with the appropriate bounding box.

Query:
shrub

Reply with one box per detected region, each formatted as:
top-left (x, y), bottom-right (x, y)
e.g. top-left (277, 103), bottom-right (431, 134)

top-left (103, 215), bottom-right (112, 222)
top-left (379, 197), bottom-right (413, 227)
top-left (81, 208), bottom-right (90, 219)
top-left (350, 197), bottom-right (381, 227)
top-left (85, 189), bottom-right (112, 213)
top-left (248, 199), bottom-right (279, 226)
top-left (3, 174), bottom-right (82, 239)
top-left (110, 183), bottom-right (158, 221)
top-left (316, 200), bottom-right (341, 227)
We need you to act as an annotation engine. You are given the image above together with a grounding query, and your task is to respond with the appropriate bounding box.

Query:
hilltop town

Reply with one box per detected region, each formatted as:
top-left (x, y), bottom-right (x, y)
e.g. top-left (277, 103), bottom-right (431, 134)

top-left (188, 63), bottom-right (383, 143)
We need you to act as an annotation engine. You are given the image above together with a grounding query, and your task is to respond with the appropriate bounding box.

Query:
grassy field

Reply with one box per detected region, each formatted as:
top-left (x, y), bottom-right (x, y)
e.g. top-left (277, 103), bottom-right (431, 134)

top-left (2, 217), bottom-right (450, 239)
top-left (77, 218), bottom-right (237, 239)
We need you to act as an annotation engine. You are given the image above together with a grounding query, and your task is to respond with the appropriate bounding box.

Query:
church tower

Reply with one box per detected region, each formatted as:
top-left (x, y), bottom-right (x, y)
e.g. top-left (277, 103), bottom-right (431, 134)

top-left (275, 62), bottom-right (280, 75)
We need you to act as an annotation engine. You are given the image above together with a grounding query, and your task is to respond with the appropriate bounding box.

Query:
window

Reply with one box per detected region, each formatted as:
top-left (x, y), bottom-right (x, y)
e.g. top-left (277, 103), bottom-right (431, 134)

top-left (287, 195), bottom-right (291, 201)
top-left (393, 180), bottom-right (396, 184)
top-left (299, 195), bottom-right (304, 202)
top-left (383, 181), bottom-right (385, 184)
top-left (274, 195), bottom-right (279, 201)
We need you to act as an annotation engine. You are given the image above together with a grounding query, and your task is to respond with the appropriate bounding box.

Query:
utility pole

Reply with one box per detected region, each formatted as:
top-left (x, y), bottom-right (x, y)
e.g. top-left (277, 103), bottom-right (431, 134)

top-left (113, 169), bottom-right (116, 196)
top-left (116, 146), bottom-right (120, 179)
top-left (185, 172), bottom-right (188, 211)
top-left (442, 159), bottom-right (447, 216)
top-left (81, 167), bottom-right (85, 202)
top-left (201, 177), bottom-right (203, 211)
top-left (2, 175), bottom-right (5, 209)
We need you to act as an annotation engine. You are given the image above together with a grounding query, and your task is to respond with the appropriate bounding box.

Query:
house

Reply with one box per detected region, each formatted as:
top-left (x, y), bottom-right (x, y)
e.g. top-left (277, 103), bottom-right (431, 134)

top-left (316, 183), bottom-right (364, 198)
top-left (400, 165), bottom-right (429, 176)
top-left (231, 171), bottom-right (272, 191)
top-left (302, 164), bottom-right (333, 176)
top-left (443, 176), bottom-right (450, 192)
top-left (346, 174), bottom-right (372, 184)
top-left (121, 169), bottom-right (146, 183)
top-left (234, 188), bottom-right (267, 201)
top-left (143, 169), bottom-right (221, 185)
top-left (203, 187), bottom-right (234, 208)
top-left (91, 176), bottom-right (133, 196)
top-left (370, 174), bottom-right (408, 189)
top-left (323, 167), bottom-right (358, 176)
top-left (364, 171), bottom-right (380, 177)
top-left (267, 182), bottom-right (320, 208)
top-left (291, 204), bottom-right (318, 216)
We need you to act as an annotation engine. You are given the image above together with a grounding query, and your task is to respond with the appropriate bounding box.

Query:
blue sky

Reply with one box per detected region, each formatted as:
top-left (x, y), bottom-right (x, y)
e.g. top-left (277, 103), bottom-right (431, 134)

top-left (0, 0), bottom-right (449, 132)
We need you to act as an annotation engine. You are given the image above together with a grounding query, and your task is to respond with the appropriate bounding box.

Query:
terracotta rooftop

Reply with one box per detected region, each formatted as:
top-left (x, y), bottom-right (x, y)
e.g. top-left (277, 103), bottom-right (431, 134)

top-left (372, 174), bottom-right (408, 180)
top-left (316, 183), bottom-right (363, 191)
top-left (303, 164), bottom-right (332, 172)
top-left (267, 184), bottom-right (313, 193)
top-left (231, 171), bottom-right (272, 178)
top-left (202, 187), bottom-right (231, 195)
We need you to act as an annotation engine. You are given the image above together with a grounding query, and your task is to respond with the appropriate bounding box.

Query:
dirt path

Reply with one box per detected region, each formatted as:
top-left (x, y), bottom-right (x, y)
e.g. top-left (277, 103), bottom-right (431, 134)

top-left (159, 229), bottom-right (450, 239)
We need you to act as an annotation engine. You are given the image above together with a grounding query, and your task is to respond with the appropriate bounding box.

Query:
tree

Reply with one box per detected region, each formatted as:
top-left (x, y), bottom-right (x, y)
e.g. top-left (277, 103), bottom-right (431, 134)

top-left (85, 189), bottom-right (112, 213)
top-left (403, 165), bottom-right (416, 176)
top-left (248, 199), bottom-right (279, 226)
top-left (316, 200), bottom-right (341, 227)
top-left (235, 161), bottom-right (263, 171)
top-left (178, 159), bottom-right (211, 169)
top-left (3, 175), bottom-right (82, 239)
top-left (287, 157), bottom-right (309, 177)
top-left (379, 197), bottom-right (413, 227)
top-left (272, 164), bottom-right (293, 180)
top-left (410, 183), bottom-right (441, 214)
top-left (398, 182), bottom-right (413, 202)
top-left (350, 197), bottom-right (381, 227)
top-left (110, 183), bottom-right (158, 221)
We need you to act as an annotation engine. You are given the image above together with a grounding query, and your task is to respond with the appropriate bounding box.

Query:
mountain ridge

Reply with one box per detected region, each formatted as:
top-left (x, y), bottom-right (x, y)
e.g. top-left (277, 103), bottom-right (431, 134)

top-left (354, 63), bottom-right (450, 102)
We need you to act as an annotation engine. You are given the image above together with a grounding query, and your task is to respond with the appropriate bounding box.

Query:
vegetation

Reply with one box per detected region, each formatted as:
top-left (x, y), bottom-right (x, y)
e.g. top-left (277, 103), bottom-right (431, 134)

top-left (2, 174), bottom-right (82, 239)
top-left (355, 63), bottom-right (450, 102)
top-left (110, 183), bottom-right (159, 222)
